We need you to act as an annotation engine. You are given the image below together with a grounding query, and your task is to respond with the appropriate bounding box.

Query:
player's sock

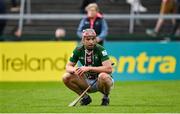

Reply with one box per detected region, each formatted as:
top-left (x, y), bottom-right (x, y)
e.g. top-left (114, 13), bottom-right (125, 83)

top-left (103, 94), bottom-right (109, 99)
top-left (101, 94), bottom-right (109, 106)
top-left (83, 94), bottom-right (89, 99)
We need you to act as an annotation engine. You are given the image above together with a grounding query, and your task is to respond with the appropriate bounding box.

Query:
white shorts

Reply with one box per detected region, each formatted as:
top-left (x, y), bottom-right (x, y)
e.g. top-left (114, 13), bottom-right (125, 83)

top-left (85, 77), bottom-right (114, 93)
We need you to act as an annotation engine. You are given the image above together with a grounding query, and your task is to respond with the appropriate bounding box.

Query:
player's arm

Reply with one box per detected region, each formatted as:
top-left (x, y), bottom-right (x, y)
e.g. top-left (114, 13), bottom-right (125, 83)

top-left (66, 61), bottom-right (77, 74)
top-left (89, 60), bottom-right (112, 74)
top-left (87, 48), bottom-right (112, 74)
top-left (76, 60), bottom-right (112, 77)
top-left (67, 46), bottom-right (80, 74)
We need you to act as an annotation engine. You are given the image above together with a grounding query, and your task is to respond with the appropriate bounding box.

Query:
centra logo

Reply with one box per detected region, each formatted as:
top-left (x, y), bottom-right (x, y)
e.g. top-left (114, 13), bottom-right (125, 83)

top-left (1, 54), bottom-right (68, 72)
top-left (110, 52), bottom-right (176, 74)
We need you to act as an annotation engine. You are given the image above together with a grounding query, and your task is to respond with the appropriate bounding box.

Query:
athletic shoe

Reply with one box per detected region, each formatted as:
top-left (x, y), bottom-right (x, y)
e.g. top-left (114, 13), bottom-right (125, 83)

top-left (80, 95), bottom-right (92, 106)
top-left (146, 29), bottom-right (158, 37)
top-left (101, 97), bottom-right (110, 106)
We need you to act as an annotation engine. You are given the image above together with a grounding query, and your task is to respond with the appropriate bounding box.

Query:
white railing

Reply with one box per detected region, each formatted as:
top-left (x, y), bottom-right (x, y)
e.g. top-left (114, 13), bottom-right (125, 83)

top-left (0, 0), bottom-right (180, 34)
top-left (1, 14), bottom-right (180, 20)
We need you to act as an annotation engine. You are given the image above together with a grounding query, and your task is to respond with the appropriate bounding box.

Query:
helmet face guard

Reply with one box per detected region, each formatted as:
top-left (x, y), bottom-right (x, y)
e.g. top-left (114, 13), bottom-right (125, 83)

top-left (82, 29), bottom-right (96, 38)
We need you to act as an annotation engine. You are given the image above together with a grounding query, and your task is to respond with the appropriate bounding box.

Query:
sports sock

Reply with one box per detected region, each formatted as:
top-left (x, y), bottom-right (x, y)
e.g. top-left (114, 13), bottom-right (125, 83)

top-left (83, 94), bottom-right (89, 99)
top-left (103, 94), bottom-right (109, 99)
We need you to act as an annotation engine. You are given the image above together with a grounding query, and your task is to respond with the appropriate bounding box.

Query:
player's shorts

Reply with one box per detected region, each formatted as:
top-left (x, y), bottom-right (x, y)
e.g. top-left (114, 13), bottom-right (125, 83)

top-left (85, 76), bottom-right (114, 93)
top-left (160, 0), bottom-right (176, 14)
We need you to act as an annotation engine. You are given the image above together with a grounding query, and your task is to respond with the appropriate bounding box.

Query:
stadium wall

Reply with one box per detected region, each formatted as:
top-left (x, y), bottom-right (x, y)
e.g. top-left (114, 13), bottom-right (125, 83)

top-left (106, 42), bottom-right (180, 81)
top-left (0, 41), bottom-right (179, 81)
top-left (0, 42), bottom-right (76, 81)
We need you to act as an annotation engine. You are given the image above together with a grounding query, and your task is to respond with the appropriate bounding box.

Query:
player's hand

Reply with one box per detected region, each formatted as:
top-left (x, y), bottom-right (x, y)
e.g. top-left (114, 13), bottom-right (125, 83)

top-left (75, 66), bottom-right (90, 77)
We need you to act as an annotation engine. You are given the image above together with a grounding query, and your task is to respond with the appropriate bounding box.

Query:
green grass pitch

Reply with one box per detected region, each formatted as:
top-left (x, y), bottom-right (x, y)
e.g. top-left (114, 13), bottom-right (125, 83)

top-left (0, 81), bottom-right (180, 113)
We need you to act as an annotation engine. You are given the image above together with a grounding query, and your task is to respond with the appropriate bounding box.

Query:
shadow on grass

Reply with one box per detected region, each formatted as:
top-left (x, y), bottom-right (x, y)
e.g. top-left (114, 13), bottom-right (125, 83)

top-left (88, 104), bottom-right (175, 107)
top-left (29, 104), bottom-right (175, 108)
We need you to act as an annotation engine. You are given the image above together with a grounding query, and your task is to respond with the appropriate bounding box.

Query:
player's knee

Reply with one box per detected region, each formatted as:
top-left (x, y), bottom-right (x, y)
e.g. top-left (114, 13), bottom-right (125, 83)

top-left (62, 73), bottom-right (71, 84)
top-left (98, 72), bottom-right (110, 83)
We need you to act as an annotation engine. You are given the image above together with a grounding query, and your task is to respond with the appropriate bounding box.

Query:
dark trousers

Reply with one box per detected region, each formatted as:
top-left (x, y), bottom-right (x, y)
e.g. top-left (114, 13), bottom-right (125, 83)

top-left (11, 0), bottom-right (18, 7)
top-left (172, 4), bottom-right (180, 34)
top-left (0, 21), bottom-right (6, 36)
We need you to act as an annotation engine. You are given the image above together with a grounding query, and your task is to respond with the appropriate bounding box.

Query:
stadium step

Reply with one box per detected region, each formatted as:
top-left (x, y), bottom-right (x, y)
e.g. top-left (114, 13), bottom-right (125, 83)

top-left (4, 0), bottom-right (172, 39)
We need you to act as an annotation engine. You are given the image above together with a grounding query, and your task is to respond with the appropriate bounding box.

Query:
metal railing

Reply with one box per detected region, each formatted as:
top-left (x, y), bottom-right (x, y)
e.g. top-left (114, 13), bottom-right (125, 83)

top-left (0, 0), bottom-right (180, 34)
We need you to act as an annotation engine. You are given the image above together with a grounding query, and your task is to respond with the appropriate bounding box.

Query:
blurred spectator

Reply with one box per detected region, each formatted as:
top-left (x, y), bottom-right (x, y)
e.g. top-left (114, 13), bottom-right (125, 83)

top-left (55, 28), bottom-right (66, 40)
top-left (10, 26), bottom-right (22, 39)
top-left (12, 0), bottom-right (28, 38)
top-left (14, 28), bottom-right (22, 38)
top-left (171, 0), bottom-right (180, 36)
top-left (127, 0), bottom-right (147, 25)
top-left (80, 0), bottom-right (98, 13)
top-left (146, 0), bottom-right (176, 37)
top-left (10, 0), bottom-right (20, 12)
top-left (0, 0), bottom-right (6, 37)
top-left (77, 3), bottom-right (108, 46)
top-left (109, 0), bottom-right (118, 3)
top-left (126, 0), bottom-right (147, 13)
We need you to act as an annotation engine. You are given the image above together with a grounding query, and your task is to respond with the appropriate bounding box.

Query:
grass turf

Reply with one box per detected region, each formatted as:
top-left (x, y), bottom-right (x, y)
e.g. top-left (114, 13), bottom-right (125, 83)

top-left (0, 81), bottom-right (180, 113)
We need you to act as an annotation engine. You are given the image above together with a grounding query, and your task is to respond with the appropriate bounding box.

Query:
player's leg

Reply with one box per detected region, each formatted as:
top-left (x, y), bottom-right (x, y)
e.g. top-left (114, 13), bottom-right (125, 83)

top-left (146, 1), bottom-right (171, 36)
top-left (156, 0), bottom-right (176, 31)
top-left (98, 73), bottom-right (113, 95)
top-left (62, 73), bottom-right (92, 105)
top-left (172, 3), bottom-right (180, 35)
top-left (154, 1), bottom-right (168, 33)
top-left (62, 72), bottom-right (89, 95)
top-left (97, 72), bottom-right (113, 106)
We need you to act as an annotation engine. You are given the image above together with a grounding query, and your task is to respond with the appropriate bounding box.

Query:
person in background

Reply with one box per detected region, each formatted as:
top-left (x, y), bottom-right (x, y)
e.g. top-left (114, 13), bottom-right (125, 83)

top-left (126, 0), bottom-right (147, 25)
top-left (146, 0), bottom-right (176, 37)
top-left (0, 0), bottom-right (6, 38)
top-left (80, 0), bottom-right (98, 13)
top-left (55, 28), bottom-right (66, 41)
top-left (77, 3), bottom-right (108, 46)
top-left (126, 0), bottom-right (147, 13)
top-left (13, 27), bottom-right (22, 38)
top-left (10, 0), bottom-right (20, 12)
top-left (171, 0), bottom-right (180, 36)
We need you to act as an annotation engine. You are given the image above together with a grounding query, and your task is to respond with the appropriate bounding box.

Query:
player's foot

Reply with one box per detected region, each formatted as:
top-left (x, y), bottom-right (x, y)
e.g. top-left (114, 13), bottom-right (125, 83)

top-left (101, 97), bottom-right (109, 106)
top-left (80, 95), bottom-right (92, 106)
